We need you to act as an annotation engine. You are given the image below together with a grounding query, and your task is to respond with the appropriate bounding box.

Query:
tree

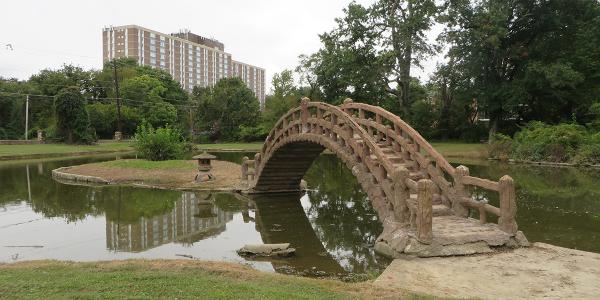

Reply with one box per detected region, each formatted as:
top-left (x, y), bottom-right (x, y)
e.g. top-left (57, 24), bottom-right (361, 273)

top-left (300, 0), bottom-right (439, 117)
top-left (260, 70), bottom-right (301, 130)
top-left (193, 78), bottom-right (260, 141)
top-left (55, 87), bottom-right (94, 144)
top-left (441, 0), bottom-right (600, 138)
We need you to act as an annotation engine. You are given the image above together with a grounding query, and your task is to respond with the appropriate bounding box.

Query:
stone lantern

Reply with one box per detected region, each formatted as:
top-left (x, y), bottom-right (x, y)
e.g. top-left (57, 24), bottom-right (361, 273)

top-left (193, 151), bottom-right (216, 182)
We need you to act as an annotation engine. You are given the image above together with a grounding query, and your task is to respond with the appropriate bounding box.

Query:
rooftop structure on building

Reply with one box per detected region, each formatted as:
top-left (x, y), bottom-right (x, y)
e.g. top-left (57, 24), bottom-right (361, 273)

top-left (102, 25), bottom-right (265, 106)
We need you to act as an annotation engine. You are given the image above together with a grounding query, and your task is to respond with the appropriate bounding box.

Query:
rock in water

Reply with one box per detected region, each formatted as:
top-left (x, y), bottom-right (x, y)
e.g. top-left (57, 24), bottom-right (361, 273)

top-left (237, 243), bottom-right (295, 257)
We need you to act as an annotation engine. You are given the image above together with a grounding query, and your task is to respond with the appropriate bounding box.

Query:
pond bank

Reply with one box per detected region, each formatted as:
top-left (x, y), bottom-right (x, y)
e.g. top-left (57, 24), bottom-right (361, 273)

top-left (0, 260), bottom-right (412, 299)
top-left (52, 159), bottom-right (244, 191)
top-left (376, 242), bottom-right (600, 299)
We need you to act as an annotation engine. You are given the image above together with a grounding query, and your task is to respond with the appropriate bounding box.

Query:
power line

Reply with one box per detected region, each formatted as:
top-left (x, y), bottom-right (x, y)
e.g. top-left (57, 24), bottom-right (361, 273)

top-left (0, 90), bottom-right (199, 109)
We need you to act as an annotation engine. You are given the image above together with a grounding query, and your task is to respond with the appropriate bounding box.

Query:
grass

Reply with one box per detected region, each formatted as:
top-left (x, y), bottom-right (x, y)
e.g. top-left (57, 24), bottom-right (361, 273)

top-left (0, 141), bottom-right (133, 159)
top-left (98, 159), bottom-right (197, 170)
top-left (0, 260), bottom-right (421, 300)
top-left (197, 142), bottom-right (488, 159)
top-left (430, 142), bottom-right (488, 159)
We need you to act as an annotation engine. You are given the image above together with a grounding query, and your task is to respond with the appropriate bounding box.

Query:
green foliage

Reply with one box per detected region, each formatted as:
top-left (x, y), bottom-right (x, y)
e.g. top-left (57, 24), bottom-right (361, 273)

top-left (513, 122), bottom-right (587, 162)
top-left (54, 87), bottom-right (95, 144)
top-left (192, 78), bottom-right (260, 141)
top-left (87, 103), bottom-right (140, 138)
top-left (409, 100), bottom-right (438, 139)
top-left (238, 124), bottom-right (269, 142)
top-left (441, 0), bottom-right (600, 136)
top-left (488, 133), bottom-right (513, 160)
top-left (575, 133), bottom-right (600, 165)
top-left (299, 0), bottom-right (439, 117)
top-left (134, 124), bottom-right (187, 161)
top-left (259, 70), bottom-right (302, 131)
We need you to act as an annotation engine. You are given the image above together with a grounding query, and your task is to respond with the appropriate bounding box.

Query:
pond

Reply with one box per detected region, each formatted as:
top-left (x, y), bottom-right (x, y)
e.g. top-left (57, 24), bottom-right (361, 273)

top-left (0, 153), bottom-right (599, 279)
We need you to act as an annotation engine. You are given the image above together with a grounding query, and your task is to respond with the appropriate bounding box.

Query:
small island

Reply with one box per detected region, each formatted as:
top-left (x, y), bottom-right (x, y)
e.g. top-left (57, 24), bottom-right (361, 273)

top-left (52, 158), bottom-right (244, 191)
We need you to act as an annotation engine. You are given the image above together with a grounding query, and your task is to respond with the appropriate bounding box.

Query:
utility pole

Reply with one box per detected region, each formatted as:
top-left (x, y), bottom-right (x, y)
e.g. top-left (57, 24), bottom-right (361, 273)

top-left (112, 59), bottom-right (122, 133)
top-left (24, 94), bottom-right (29, 140)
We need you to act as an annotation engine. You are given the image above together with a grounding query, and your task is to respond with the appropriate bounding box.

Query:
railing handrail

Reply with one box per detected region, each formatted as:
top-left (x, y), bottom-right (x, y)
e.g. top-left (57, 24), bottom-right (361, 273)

top-left (340, 101), bottom-right (456, 177)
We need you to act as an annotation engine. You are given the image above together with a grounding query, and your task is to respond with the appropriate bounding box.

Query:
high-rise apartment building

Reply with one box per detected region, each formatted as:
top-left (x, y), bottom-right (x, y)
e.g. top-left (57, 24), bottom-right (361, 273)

top-left (102, 25), bottom-right (266, 106)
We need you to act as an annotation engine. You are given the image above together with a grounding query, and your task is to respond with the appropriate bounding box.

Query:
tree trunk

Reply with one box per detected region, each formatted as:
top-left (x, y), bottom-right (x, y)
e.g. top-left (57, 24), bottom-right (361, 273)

top-left (488, 114), bottom-right (499, 143)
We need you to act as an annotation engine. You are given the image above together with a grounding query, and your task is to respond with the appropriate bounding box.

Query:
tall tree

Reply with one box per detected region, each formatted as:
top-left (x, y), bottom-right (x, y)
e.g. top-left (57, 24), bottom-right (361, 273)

top-left (55, 87), bottom-right (94, 144)
top-left (193, 78), bottom-right (260, 141)
top-left (441, 0), bottom-right (600, 137)
top-left (300, 0), bottom-right (439, 117)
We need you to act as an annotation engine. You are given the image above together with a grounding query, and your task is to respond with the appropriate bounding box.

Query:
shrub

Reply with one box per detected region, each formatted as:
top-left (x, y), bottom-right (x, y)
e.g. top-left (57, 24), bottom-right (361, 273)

top-left (488, 133), bottom-right (513, 160)
top-left (239, 125), bottom-right (269, 142)
top-left (575, 133), bottom-right (600, 165)
top-left (513, 121), bottom-right (586, 162)
top-left (134, 124), bottom-right (187, 161)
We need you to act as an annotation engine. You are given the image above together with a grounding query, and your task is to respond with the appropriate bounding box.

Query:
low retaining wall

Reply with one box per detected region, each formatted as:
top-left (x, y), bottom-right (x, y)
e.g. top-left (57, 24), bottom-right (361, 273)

top-left (0, 140), bottom-right (43, 145)
top-left (52, 167), bottom-right (110, 184)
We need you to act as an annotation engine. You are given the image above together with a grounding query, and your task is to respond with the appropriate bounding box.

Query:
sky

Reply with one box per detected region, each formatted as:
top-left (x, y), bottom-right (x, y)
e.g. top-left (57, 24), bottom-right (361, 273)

top-left (0, 0), bottom-right (443, 93)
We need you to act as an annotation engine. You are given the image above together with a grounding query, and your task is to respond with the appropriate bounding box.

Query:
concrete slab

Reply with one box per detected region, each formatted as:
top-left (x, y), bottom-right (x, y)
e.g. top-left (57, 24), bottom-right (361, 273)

top-left (374, 243), bottom-right (600, 299)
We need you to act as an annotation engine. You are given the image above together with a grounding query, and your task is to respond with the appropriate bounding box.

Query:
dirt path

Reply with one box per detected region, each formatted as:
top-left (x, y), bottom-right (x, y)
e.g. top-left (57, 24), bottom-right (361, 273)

top-left (375, 242), bottom-right (600, 299)
top-left (58, 160), bottom-right (244, 190)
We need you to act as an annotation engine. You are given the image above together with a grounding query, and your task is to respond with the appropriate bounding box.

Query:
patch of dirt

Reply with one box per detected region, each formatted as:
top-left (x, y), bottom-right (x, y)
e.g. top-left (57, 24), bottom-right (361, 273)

top-left (375, 242), bottom-right (600, 299)
top-left (62, 159), bottom-right (243, 190)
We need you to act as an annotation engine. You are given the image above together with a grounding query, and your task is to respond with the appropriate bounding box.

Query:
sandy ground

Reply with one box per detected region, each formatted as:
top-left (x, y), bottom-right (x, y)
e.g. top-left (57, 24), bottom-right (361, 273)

top-left (375, 242), bottom-right (600, 299)
top-left (63, 159), bottom-right (244, 190)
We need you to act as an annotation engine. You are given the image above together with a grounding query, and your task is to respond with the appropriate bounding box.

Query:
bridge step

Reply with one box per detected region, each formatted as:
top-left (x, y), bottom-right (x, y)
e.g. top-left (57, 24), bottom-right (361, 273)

top-left (408, 194), bottom-right (451, 217)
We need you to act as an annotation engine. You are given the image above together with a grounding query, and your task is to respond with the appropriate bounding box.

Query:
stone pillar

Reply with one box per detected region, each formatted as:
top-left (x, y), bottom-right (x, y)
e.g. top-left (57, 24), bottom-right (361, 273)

top-left (416, 179), bottom-right (434, 244)
top-left (392, 168), bottom-right (410, 223)
top-left (114, 131), bottom-right (122, 141)
top-left (499, 175), bottom-right (518, 234)
top-left (301, 97), bottom-right (309, 133)
top-left (36, 130), bottom-right (43, 142)
top-left (452, 165), bottom-right (470, 217)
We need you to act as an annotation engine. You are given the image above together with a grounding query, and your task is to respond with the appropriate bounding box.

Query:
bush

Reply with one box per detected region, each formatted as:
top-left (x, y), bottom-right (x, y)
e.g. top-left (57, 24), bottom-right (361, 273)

top-left (575, 133), bottom-right (600, 165)
top-left (488, 133), bottom-right (513, 160)
top-left (134, 124), bottom-right (187, 161)
top-left (239, 125), bottom-right (269, 142)
top-left (513, 121), bottom-right (587, 162)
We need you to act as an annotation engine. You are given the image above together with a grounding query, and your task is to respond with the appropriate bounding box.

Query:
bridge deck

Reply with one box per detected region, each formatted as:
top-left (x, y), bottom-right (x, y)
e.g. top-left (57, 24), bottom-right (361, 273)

top-left (377, 214), bottom-right (527, 257)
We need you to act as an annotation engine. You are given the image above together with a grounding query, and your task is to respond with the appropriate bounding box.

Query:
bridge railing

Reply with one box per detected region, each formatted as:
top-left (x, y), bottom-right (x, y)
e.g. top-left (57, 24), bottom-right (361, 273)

top-left (340, 99), bottom-right (518, 234)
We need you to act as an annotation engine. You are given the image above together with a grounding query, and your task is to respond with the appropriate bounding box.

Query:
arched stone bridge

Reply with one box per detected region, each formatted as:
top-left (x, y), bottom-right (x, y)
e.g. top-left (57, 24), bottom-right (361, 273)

top-left (241, 98), bottom-right (529, 257)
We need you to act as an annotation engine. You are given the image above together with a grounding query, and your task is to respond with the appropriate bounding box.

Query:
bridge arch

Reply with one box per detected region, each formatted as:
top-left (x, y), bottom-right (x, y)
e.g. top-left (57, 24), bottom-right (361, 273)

top-left (242, 98), bottom-right (524, 257)
top-left (250, 99), bottom-right (395, 221)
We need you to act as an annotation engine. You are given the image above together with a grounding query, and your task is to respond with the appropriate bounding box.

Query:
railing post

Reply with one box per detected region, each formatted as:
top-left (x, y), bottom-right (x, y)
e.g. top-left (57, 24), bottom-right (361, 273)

top-left (343, 98), bottom-right (353, 114)
top-left (499, 175), bottom-right (518, 234)
top-left (254, 153), bottom-right (261, 168)
top-left (453, 165), bottom-right (470, 217)
top-left (392, 168), bottom-right (410, 224)
top-left (241, 156), bottom-right (249, 181)
top-left (417, 179), bottom-right (434, 244)
top-left (301, 97), bottom-right (309, 133)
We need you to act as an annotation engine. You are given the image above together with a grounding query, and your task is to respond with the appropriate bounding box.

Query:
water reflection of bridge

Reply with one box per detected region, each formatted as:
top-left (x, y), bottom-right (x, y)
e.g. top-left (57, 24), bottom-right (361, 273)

top-left (106, 192), bottom-right (233, 252)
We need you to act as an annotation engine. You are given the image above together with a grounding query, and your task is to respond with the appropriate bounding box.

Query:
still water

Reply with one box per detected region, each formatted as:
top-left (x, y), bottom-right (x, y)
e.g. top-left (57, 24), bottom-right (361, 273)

top-left (0, 153), bottom-right (599, 278)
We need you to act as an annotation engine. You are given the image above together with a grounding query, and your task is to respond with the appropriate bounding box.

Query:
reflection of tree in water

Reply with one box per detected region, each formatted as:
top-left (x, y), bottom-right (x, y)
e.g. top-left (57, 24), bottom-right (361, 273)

top-left (465, 162), bottom-right (600, 253)
top-left (303, 154), bottom-right (389, 273)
